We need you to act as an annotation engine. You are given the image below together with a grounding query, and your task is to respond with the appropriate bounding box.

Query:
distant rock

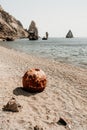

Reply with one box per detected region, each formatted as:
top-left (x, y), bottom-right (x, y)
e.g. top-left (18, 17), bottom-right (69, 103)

top-left (42, 32), bottom-right (49, 40)
top-left (0, 5), bottom-right (28, 40)
top-left (66, 30), bottom-right (73, 38)
top-left (28, 21), bottom-right (38, 40)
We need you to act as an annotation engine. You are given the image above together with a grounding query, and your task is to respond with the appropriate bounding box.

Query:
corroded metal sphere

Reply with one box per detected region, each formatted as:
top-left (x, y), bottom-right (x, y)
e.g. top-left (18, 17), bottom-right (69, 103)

top-left (22, 68), bottom-right (47, 92)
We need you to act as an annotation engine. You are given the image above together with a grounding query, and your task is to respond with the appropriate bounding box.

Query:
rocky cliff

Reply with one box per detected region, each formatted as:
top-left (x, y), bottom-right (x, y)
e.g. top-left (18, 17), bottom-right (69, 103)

top-left (0, 5), bottom-right (28, 40)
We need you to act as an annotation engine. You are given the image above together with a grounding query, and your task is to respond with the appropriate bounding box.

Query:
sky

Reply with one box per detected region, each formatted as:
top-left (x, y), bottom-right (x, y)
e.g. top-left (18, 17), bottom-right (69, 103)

top-left (0, 0), bottom-right (87, 37)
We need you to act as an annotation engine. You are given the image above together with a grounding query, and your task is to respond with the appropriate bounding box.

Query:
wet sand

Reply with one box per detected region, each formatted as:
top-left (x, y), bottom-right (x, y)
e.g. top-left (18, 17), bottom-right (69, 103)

top-left (0, 46), bottom-right (87, 130)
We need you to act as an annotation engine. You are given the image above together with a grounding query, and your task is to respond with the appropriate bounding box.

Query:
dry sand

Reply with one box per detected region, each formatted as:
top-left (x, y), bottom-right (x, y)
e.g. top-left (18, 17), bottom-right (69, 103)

top-left (0, 46), bottom-right (87, 130)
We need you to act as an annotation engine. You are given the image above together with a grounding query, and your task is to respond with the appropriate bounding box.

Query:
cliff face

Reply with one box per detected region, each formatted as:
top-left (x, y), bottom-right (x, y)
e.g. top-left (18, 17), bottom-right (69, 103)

top-left (0, 5), bottom-right (28, 40)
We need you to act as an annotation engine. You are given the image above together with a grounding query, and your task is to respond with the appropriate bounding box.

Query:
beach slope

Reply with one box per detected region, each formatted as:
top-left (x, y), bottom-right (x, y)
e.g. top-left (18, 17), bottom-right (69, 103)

top-left (0, 46), bottom-right (87, 130)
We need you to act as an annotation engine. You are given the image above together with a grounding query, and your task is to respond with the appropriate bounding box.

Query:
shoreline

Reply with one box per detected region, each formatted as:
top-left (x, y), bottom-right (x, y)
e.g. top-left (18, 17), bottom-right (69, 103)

top-left (0, 38), bottom-right (87, 70)
top-left (0, 46), bottom-right (87, 130)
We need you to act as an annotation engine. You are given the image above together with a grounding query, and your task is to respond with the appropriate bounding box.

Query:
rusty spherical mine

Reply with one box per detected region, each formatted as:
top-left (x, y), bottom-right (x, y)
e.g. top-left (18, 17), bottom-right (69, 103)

top-left (22, 68), bottom-right (47, 93)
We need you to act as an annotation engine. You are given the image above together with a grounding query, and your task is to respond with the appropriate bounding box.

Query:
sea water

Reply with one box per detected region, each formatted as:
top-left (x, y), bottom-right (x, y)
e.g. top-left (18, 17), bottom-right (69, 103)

top-left (0, 38), bottom-right (87, 68)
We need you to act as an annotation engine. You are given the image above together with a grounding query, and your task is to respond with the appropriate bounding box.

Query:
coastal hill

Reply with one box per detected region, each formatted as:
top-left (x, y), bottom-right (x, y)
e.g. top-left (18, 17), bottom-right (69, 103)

top-left (0, 5), bottom-right (28, 40)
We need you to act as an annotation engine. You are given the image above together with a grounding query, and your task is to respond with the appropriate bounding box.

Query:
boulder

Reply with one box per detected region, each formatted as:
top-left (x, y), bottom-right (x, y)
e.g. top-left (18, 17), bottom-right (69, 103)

top-left (28, 21), bottom-right (38, 40)
top-left (22, 68), bottom-right (47, 93)
top-left (66, 30), bottom-right (73, 38)
top-left (6, 37), bottom-right (15, 41)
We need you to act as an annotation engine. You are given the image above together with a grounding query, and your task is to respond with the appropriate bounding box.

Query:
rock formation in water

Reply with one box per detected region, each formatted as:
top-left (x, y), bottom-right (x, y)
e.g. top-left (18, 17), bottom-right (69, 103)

top-left (66, 30), bottom-right (73, 38)
top-left (0, 5), bottom-right (28, 41)
top-left (28, 21), bottom-right (38, 40)
top-left (42, 32), bottom-right (49, 40)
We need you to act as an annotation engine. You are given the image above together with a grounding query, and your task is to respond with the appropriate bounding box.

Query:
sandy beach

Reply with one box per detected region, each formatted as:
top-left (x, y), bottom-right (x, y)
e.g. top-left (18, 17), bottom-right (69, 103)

top-left (0, 46), bottom-right (87, 130)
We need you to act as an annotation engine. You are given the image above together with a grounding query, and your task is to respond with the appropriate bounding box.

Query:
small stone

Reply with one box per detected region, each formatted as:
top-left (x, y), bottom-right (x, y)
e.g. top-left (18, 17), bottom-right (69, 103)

top-left (3, 97), bottom-right (22, 112)
top-left (34, 125), bottom-right (43, 130)
top-left (57, 117), bottom-right (67, 126)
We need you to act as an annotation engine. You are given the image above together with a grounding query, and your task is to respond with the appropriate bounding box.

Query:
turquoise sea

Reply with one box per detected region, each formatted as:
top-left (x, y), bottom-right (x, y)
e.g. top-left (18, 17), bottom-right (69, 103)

top-left (0, 38), bottom-right (87, 68)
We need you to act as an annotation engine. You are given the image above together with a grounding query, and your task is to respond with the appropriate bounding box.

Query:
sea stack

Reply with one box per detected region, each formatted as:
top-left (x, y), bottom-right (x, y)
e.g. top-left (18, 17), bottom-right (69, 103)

top-left (28, 21), bottom-right (38, 40)
top-left (66, 30), bottom-right (73, 38)
top-left (42, 32), bottom-right (49, 40)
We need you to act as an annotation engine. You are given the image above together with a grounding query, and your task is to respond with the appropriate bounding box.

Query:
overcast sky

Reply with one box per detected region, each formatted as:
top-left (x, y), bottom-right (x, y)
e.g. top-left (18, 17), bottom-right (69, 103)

top-left (0, 0), bottom-right (87, 37)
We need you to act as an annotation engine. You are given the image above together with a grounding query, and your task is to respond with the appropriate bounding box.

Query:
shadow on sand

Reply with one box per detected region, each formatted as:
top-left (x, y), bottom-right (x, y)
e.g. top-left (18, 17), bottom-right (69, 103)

top-left (13, 87), bottom-right (38, 97)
